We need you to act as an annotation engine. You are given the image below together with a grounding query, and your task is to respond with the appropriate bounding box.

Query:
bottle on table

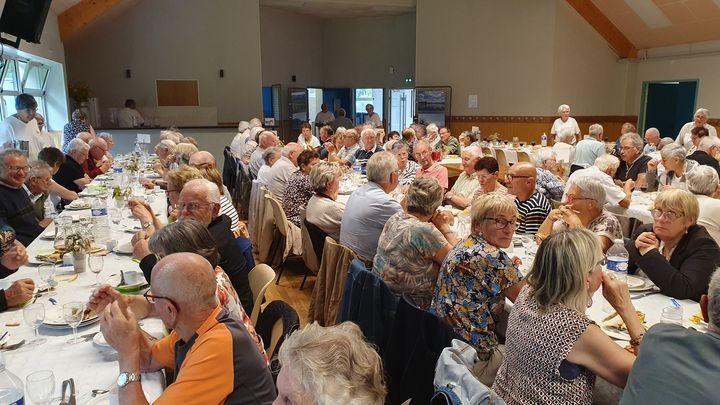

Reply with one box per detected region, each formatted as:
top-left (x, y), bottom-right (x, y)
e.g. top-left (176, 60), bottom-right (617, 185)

top-left (541, 133), bottom-right (548, 147)
top-left (606, 239), bottom-right (629, 283)
top-left (0, 352), bottom-right (24, 405)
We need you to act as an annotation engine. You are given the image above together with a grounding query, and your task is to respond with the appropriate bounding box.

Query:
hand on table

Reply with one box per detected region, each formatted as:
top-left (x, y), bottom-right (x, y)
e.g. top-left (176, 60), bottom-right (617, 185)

top-left (1, 240), bottom-right (28, 270)
top-left (100, 301), bottom-right (140, 355)
top-left (88, 284), bottom-right (126, 314)
top-left (141, 179), bottom-right (155, 189)
top-left (5, 278), bottom-right (35, 307)
top-left (635, 231), bottom-right (659, 256)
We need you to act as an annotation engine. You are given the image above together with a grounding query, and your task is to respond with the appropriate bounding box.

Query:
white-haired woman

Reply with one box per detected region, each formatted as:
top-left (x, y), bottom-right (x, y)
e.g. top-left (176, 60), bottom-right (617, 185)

top-left (444, 145), bottom-right (482, 209)
top-left (686, 166), bottom-right (720, 245)
top-left (391, 141), bottom-right (419, 186)
top-left (645, 143), bottom-right (698, 191)
top-left (550, 104), bottom-right (580, 144)
top-left (536, 176), bottom-right (621, 252)
top-left (306, 162), bottom-right (345, 241)
top-left (256, 147), bottom-right (281, 185)
top-left (373, 177), bottom-right (457, 309)
top-left (676, 108), bottom-right (718, 151)
top-left (274, 322), bottom-right (386, 405)
top-left (553, 127), bottom-right (576, 163)
top-left (534, 147), bottom-right (565, 201)
top-left (432, 193), bottom-right (525, 386)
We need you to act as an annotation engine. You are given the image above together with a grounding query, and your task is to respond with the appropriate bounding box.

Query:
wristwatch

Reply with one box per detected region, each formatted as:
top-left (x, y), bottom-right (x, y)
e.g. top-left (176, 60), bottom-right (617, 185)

top-left (141, 222), bottom-right (151, 229)
top-left (117, 372), bottom-right (141, 388)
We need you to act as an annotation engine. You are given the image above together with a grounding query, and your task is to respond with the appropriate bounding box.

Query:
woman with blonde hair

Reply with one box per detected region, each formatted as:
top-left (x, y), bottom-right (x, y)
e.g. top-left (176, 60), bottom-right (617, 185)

top-left (493, 228), bottom-right (644, 404)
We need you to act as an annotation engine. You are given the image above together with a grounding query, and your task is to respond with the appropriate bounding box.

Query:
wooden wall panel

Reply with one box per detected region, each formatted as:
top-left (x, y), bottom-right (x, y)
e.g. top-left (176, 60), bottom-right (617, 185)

top-left (156, 80), bottom-right (199, 107)
top-left (59, 0), bottom-right (122, 42)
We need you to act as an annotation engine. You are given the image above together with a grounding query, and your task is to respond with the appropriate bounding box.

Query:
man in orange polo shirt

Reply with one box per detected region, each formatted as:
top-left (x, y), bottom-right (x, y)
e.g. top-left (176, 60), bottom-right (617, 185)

top-left (100, 252), bottom-right (276, 404)
top-left (414, 139), bottom-right (449, 191)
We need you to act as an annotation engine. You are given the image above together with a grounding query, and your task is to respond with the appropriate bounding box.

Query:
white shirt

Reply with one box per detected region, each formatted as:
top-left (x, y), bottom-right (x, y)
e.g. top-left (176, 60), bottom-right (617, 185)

top-left (365, 112), bottom-right (383, 129)
top-left (29, 123), bottom-right (55, 160)
top-left (550, 117), bottom-right (580, 136)
top-left (265, 156), bottom-right (297, 202)
top-left (117, 108), bottom-right (145, 128)
top-left (256, 164), bottom-right (272, 185)
top-left (0, 115), bottom-right (37, 151)
top-left (297, 134), bottom-right (320, 151)
top-left (675, 122), bottom-right (718, 151)
top-left (314, 111), bottom-right (335, 126)
top-left (696, 194), bottom-right (720, 245)
top-left (553, 142), bottom-right (576, 163)
top-left (306, 194), bottom-right (345, 242)
top-left (566, 165), bottom-right (626, 206)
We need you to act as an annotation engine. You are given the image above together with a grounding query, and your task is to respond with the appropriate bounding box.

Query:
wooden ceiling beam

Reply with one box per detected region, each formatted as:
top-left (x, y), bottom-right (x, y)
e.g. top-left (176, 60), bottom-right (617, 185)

top-left (566, 0), bottom-right (638, 59)
top-left (58, 0), bottom-right (122, 42)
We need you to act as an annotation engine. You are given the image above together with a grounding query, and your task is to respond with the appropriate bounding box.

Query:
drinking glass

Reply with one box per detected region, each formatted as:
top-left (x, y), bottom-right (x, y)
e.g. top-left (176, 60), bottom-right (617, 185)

top-left (38, 264), bottom-right (57, 291)
top-left (520, 233), bottom-right (534, 262)
top-left (88, 254), bottom-right (104, 286)
top-left (63, 302), bottom-right (85, 344)
top-left (26, 370), bottom-right (55, 405)
top-left (22, 303), bottom-right (46, 345)
top-left (110, 208), bottom-right (122, 226)
top-left (660, 306), bottom-right (683, 325)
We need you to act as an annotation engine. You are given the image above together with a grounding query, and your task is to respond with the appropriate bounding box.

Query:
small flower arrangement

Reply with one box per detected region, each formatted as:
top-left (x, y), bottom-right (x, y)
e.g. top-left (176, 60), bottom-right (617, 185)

top-left (112, 185), bottom-right (130, 199)
top-left (65, 230), bottom-right (91, 253)
top-left (69, 84), bottom-right (93, 104)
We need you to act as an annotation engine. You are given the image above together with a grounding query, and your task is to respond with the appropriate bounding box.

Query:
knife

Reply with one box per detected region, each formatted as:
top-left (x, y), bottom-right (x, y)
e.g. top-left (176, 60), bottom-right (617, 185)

top-left (68, 378), bottom-right (76, 405)
top-left (631, 290), bottom-right (661, 299)
top-left (59, 379), bottom-right (69, 405)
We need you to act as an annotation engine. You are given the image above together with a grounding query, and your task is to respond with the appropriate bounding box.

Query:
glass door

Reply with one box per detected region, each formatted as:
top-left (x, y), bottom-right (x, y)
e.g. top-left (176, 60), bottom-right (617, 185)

top-left (389, 88), bottom-right (414, 133)
top-left (354, 88), bottom-right (384, 128)
top-left (288, 87), bottom-right (308, 142)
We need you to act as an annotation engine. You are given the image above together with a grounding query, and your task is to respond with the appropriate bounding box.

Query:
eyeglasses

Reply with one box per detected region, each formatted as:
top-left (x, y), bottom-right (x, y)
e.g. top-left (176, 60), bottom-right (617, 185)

top-left (477, 173), bottom-right (496, 180)
top-left (505, 174), bottom-right (530, 181)
top-left (565, 194), bottom-right (595, 202)
top-left (143, 291), bottom-right (179, 312)
top-left (484, 217), bottom-right (518, 230)
top-left (172, 202), bottom-right (214, 211)
top-left (4, 165), bottom-right (28, 172)
top-left (651, 209), bottom-right (682, 222)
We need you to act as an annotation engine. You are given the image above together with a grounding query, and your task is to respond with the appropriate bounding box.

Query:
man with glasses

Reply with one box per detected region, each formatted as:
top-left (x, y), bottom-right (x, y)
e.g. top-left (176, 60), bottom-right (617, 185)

top-left (615, 132), bottom-right (651, 184)
top-left (505, 162), bottom-right (551, 235)
top-left (414, 139), bottom-right (449, 191)
top-left (99, 252), bottom-right (276, 404)
top-left (0, 94), bottom-right (38, 153)
top-left (23, 160), bottom-right (54, 225)
top-left (83, 137), bottom-right (111, 178)
top-left (0, 150), bottom-right (44, 245)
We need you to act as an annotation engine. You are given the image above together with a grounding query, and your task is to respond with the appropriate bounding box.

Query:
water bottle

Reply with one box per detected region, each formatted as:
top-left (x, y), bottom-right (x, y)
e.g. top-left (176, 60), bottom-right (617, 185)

top-left (352, 162), bottom-right (362, 185)
top-left (541, 133), bottom-right (548, 147)
top-left (647, 144), bottom-right (656, 154)
top-left (91, 197), bottom-right (110, 244)
top-left (0, 352), bottom-right (24, 405)
top-left (43, 198), bottom-right (56, 220)
top-left (606, 239), bottom-right (629, 283)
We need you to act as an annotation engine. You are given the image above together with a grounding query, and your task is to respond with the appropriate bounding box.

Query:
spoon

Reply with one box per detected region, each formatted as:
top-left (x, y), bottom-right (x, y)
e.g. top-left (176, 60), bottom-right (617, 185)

top-left (92, 389), bottom-right (109, 397)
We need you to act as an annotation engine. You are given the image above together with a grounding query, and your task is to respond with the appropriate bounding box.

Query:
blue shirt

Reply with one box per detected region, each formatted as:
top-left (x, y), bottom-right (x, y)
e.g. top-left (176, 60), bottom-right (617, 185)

top-left (340, 182), bottom-right (402, 261)
top-left (573, 138), bottom-right (605, 167)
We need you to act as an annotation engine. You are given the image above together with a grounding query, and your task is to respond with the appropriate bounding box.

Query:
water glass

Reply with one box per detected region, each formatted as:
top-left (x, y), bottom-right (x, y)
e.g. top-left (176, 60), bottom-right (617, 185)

top-left (26, 370), bottom-right (55, 405)
top-left (22, 303), bottom-right (46, 345)
top-left (88, 254), bottom-right (104, 286)
top-left (38, 264), bottom-right (57, 291)
top-left (660, 306), bottom-right (684, 325)
top-left (110, 208), bottom-right (122, 226)
top-left (63, 302), bottom-right (85, 344)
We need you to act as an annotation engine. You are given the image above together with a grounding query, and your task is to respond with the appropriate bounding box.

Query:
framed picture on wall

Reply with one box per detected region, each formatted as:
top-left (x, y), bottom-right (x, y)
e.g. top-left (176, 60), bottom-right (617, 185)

top-left (415, 86), bottom-right (451, 127)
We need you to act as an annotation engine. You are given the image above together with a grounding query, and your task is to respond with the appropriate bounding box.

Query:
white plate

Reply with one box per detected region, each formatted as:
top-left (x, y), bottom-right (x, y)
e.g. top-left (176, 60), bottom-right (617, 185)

top-left (93, 332), bottom-right (113, 349)
top-left (144, 173), bottom-right (161, 179)
top-left (601, 326), bottom-right (630, 341)
top-left (40, 230), bottom-right (55, 240)
top-left (625, 275), bottom-right (645, 289)
top-left (42, 307), bottom-right (99, 329)
top-left (95, 175), bottom-right (112, 181)
top-left (66, 202), bottom-right (91, 210)
top-left (113, 242), bottom-right (133, 255)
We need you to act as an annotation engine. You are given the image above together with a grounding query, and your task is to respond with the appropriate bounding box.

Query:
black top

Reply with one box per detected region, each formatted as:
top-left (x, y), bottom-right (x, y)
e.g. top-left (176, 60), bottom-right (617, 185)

top-left (687, 150), bottom-right (720, 177)
top-left (354, 145), bottom-right (383, 161)
top-left (0, 184), bottom-right (42, 246)
top-left (614, 154), bottom-right (651, 182)
top-left (53, 155), bottom-right (84, 206)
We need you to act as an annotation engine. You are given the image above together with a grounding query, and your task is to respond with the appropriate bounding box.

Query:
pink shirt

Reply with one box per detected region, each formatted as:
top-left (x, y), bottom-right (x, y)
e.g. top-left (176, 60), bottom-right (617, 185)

top-left (416, 162), bottom-right (449, 189)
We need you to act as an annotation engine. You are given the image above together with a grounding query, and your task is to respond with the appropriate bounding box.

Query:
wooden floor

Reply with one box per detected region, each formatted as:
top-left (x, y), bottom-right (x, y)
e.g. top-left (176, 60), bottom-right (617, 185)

top-left (261, 257), bottom-right (314, 326)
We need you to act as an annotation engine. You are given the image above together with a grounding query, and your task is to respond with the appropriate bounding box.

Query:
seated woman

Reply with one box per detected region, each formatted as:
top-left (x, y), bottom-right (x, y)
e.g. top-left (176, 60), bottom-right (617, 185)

top-left (391, 141), bottom-right (419, 187)
top-left (88, 220), bottom-right (266, 360)
top-left (283, 149), bottom-right (320, 227)
top-left (626, 188), bottom-right (720, 301)
top-left (645, 143), bottom-right (698, 191)
top-left (493, 228), bottom-right (644, 405)
top-left (432, 193), bottom-right (525, 386)
top-left (306, 162), bottom-right (344, 241)
top-left (373, 177), bottom-right (457, 309)
top-left (275, 322), bottom-right (386, 404)
top-left (173, 142), bottom-right (199, 166)
top-left (472, 156), bottom-right (508, 201)
top-left (256, 146), bottom-right (281, 185)
top-left (536, 176), bottom-right (622, 252)
top-left (195, 165), bottom-right (240, 234)
top-left (534, 147), bottom-right (565, 201)
top-left (687, 166), bottom-right (720, 244)
top-left (37, 146), bottom-right (78, 203)
top-left (444, 145), bottom-right (481, 209)
top-left (152, 139), bottom-right (176, 177)
top-left (458, 130), bottom-right (475, 150)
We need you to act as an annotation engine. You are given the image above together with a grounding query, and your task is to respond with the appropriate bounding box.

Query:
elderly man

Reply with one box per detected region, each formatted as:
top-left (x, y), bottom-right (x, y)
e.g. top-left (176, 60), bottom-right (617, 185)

top-left (314, 103), bottom-right (335, 128)
top-left (256, 147), bottom-right (281, 185)
top-left (676, 108), bottom-right (718, 151)
top-left (250, 130), bottom-right (279, 177)
top-left (444, 145), bottom-right (481, 208)
top-left (53, 138), bottom-right (91, 206)
top-left (188, 150), bottom-right (216, 169)
top-left (643, 127), bottom-right (661, 155)
top-left (132, 179), bottom-right (253, 313)
top-left (0, 94), bottom-right (37, 151)
top-left (414, 139), bottom-right (449, 191)
top-left (505, 162), bottom-right (551, 234)
top-left (567, 154), bottom-right (633, 208)
top-left (29, 113), bottom-right (54, 160)
top-left (572, 123), bottom-right (606, 172)
top-left (364, 104), bottom-right (382, 129)
top-left (0, 150), bottom-right (45, 245)
top-left (615, 132), bottom-right (651, 183)
top-left (23, 161), bottom-right (54, 224)
top-left (688, 136), bottom-right (720, 177)
top-left (117, 98), bottom-right (145, 128)
top-left (352, 128), bottom-right (383, 164)
top-left (99, 252), bottom-right (276, 404)
top-left (266, 142), bottom-right (301, 202)
top-left (84, 137), bottom-right (111, 178)
top-left (340, 151), bottom-right (403, 263)
top-left (620, 269), bottom-right (720, 404)
top-left (330, 108), bottom-right (353, 131)
top-left (315, 125), bottom-right (334, 160)
top-left (435, 127), bottom-right (461, 155)
top-left (611, 122), bottom-right (636, 157)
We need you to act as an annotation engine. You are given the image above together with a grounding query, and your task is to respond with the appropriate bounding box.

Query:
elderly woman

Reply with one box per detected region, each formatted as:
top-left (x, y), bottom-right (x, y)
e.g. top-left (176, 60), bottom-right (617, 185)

top-left (553, 127), bottom-right (576, 163)
top-left (444, 145), bottom-right (481, 209)
top-left (626, 189), bottom-right (720, 301)
top-left (493, 229), bottom-right (643, 404)
top-left (333, 129), bottom-right (360, 166)
top-left (536, 176), bottom-right (621, 252)
top-left (37, 146), bottom-right (79, 203)
top-left (687, 166), bottom-right (720, 244)
top-left (131, 165), bottom-right (204, 228)
top-left (534, 147), bottom-right (565, 201)
top-left (391, 141), bottom-right (419, 186)
top-left (676, 108), bottom-right (718, 151)
top-left (173, 142), bottom-right (199, 166)
top-left (62, 109), bottom-right (95, 152)
top-left (256, 146), bottom-right (281, 185)
top-left (472, 156), bottom-right (508, 200)
top-left (432, 193), bottom-right (525, 386)
top-left (274, 321), bottom-right (386, 405)
top-left (373, 177), bottom-right (458, 309)
top-left (645, 143), bottom-right (698, 191)
top-left (283, 150), bottom-right (320, 227)
top-left (53, 138), bottom-right (91, 206)
top-left (306, 162), bottom-right (345, 241)
top-left (550, 104), bottom-right (580, 144)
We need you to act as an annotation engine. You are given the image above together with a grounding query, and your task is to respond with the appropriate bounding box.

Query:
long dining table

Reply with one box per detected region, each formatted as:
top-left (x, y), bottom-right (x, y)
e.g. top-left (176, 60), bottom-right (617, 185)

top-left (1, 177), bottom-right (169, 404)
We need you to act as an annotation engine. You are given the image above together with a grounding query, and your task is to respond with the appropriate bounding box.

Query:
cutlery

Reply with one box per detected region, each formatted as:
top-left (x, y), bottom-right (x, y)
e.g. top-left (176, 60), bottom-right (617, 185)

top-left (68, 378), bottom-right (77, 405)
top-left (630, 290), bottom-right (661, 299)
top-left (1, 339), bottom-right (24, 351)
top-left (59, 379), bottom-right (69, 405)
top-left (92, 389), bottom-right (109, 397)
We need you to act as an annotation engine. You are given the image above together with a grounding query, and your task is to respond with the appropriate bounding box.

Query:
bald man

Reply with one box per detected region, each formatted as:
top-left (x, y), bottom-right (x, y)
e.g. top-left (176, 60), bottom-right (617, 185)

top-left (100, 253), bottom-right (276, 404)
top-left (506, 162), bottom-right (551, 234)
top-left (84, 137), bottom-right (111, 178)
top-left (188, 150), bottom-right (216, 169)
top-left (643, 128), bottom-right (661, 155)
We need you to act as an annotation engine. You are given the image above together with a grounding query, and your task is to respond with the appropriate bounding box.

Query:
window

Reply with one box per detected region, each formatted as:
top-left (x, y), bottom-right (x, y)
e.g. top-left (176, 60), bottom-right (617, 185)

top-left (0, 56), bottom-right (49, 123)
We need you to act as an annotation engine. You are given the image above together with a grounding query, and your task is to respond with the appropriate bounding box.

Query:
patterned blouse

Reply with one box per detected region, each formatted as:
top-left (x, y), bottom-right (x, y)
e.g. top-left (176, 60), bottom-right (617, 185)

top-left (62, 120), bottom-right (91, 152)
top-left (552, 209), bottom-right (622, 245)
top-left (399, 160), bottom-right (420, 185)
top-left (373, 212), bottom-right (448, 309)
top-left (492, 286), bottom-right (595, 405)
top-left (282, 169), bottom-right (314, 228)
top-left (536, 167), bottom-right (565, 201)
top-left (431, 234), bottom-right (523, 359)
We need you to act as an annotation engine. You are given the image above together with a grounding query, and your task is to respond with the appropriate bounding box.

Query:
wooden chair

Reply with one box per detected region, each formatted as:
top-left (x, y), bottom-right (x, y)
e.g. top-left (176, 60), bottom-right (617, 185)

top-left (481, 146), bottom-right (494, 157)
top-left (265, 193), bottom-right (302, 282)
top-left (248, 263), bottom-right (276, 324)
top-left (494, 148), bottom-right (510, 178)
top-left (517, 151), bottom-right (531, 163)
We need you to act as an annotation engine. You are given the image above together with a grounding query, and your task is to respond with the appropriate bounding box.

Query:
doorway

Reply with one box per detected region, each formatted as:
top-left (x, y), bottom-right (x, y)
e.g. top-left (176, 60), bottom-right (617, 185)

top-left (355, 88), bottom-right (384, 127)
top-left (308, 87), bottom-right (352, 135)
top-left (389, 88), bottom-right (414, 133)
top-left (640, 80), bottom-right (698, 139)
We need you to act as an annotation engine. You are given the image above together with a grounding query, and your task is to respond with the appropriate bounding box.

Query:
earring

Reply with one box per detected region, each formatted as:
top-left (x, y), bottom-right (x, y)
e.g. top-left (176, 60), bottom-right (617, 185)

top-left (587, 296), bottom-right (593, 308)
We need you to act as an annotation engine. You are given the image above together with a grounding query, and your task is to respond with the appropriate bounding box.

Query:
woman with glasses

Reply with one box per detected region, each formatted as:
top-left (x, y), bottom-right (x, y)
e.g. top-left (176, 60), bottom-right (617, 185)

top-left (431, 193), bottom-right (524, 386)
top-left (645, 144), bottom-right (698, 191)
top-left (626, 189), bottom-right (720, 301)
top-left (493, 229), bottom-right (642, 404)
top-left (472, 156), bottom-right (509, 201)
top-left (535, 176), bottom-right (621, 252)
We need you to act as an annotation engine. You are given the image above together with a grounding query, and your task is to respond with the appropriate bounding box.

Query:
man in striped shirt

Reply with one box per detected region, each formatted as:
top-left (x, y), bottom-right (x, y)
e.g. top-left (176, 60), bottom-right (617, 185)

top-left (505, 162), bottom-right (551, 234)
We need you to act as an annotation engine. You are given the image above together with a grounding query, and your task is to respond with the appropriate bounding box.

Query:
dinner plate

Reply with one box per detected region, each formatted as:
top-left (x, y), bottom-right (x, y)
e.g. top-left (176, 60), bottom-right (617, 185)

top-left (625, 275), bottom-right (645, 289)
top-left (95, 175), bottom-right (112, 181)
top-left (113, 241), bottom-right (133, 255)
top-left (93, 332), bottom-right (113, 349)
top-left (43, 308), bottom-right (99, 329)
top-left (629, 278), bottom-right (656, 292)
top-left (144, 172), bottom-right (161, 179)
top-left (40, 230), bottom-right (55, 240)
top-left (600, 326), bottom-right (630, 341)
top-left (66, 202), bottom-right (91, 210)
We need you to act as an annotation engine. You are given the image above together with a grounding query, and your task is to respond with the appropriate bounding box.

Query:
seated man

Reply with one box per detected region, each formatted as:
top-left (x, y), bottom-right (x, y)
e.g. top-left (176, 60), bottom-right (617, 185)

top-left (620, 269), bottom-right (720, 404)
top-left (0, 232), bottom-right (34, 311)
top-left (23, 160), bottom-right (54, 223)
top-left (688, 136), bottom-right (720, 177)
top-left (316, 125), bottom-right (334, 160)
top-left (250, 130), bottom-right (279, 177)
top-left (444, 145), bottom-right (481, 208)
top-left (266, 142), bottom-right (301, 202)
top-left (615, 132), bottom-right (651, 183)
top-left (566, 154), bottom-right (633, 208)
top-left (84, 137), bottom-right (111, 178)
top-left (340, 151), bottom-right (403, 263)
top-left (434, 127), bottom-right (461, 156)
top-left (0, 150), bottom-right (44, 245)
top-left (353, 128), bottom-right (384, 164)
top-left (53, 138), bottom-right (91, 207)
top-left (505, 162), bottom-right (551, 234)
top-left (414, 139), bottom-right (449, 191)
top-left (99, 253), bottom-right (276, 404)
top-left (643, 127), bottom-right (661, 155)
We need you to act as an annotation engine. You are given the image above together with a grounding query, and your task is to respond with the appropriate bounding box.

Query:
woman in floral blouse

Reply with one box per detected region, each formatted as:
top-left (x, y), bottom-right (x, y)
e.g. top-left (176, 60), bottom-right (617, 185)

top-left (282, 149), bottom-right (320, 227)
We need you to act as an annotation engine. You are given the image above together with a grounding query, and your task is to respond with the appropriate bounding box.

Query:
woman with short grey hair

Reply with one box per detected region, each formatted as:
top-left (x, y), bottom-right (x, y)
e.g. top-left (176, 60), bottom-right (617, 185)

top-left (255, 146), bottom-right (281, 185)
top-left (645, 143), bottom-right (698, 191)
top-left (62, 108), bottom-right (95, 152)
top-left (534, 147), bottom-right (565, 201)
top-left (372, 177), bottom-right (457, 309)
top-left (552, 127), bottom-right (576, 163)
top-left (676, 107), bottom-right (718, 151)
top-left (687, 166), bottom-right (720, 244)
top-left (391, 141), bottom-right (419, 186)
top-left (306, 162), bottom-right (345, 241)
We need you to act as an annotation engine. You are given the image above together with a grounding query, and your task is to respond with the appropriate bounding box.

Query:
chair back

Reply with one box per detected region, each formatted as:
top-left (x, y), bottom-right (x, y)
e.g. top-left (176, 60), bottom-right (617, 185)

top-left (255, 300), bottom-right (300, 381)
top-left (308, 236), bottom-right (357, 326)
top-left (613, 212), bottom-right (643, 238)
top-left (248, 180), bottom-right (268, 255)
top-left (481, 146), bottom-right (494, 157)
top-left (517, 151), bottom-right (531, 163)
top-left (248, 263), bottom-right (276, 324)
top-left (223, 146), bottom-right (237, 193)
top-left (266, 192), bottom-right (302, 263)
top-left (299, 208), bottom-right (323, 275)
top-left (494, 149), bottom-right (510, 178)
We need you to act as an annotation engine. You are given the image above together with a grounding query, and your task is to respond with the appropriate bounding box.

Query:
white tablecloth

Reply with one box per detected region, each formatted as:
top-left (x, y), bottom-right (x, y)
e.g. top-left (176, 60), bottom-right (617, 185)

top-left (606, 190), bottom-right (657, 225)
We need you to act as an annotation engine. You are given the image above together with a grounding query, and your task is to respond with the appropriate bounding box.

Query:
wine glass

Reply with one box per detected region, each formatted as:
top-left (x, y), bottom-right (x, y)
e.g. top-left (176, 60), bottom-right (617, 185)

top-left (110, 209), bottom-right (122, 226)
top-left (22, 303), bottom-right (46, 345)
top-left (26, 370), bottom-right (55, 405)
top-left (63, 302), bottom-right (85, 344)
top-left (88, 254), bottom-right (104, 286)
top-left (38, 264), bottom-right (57, 292)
